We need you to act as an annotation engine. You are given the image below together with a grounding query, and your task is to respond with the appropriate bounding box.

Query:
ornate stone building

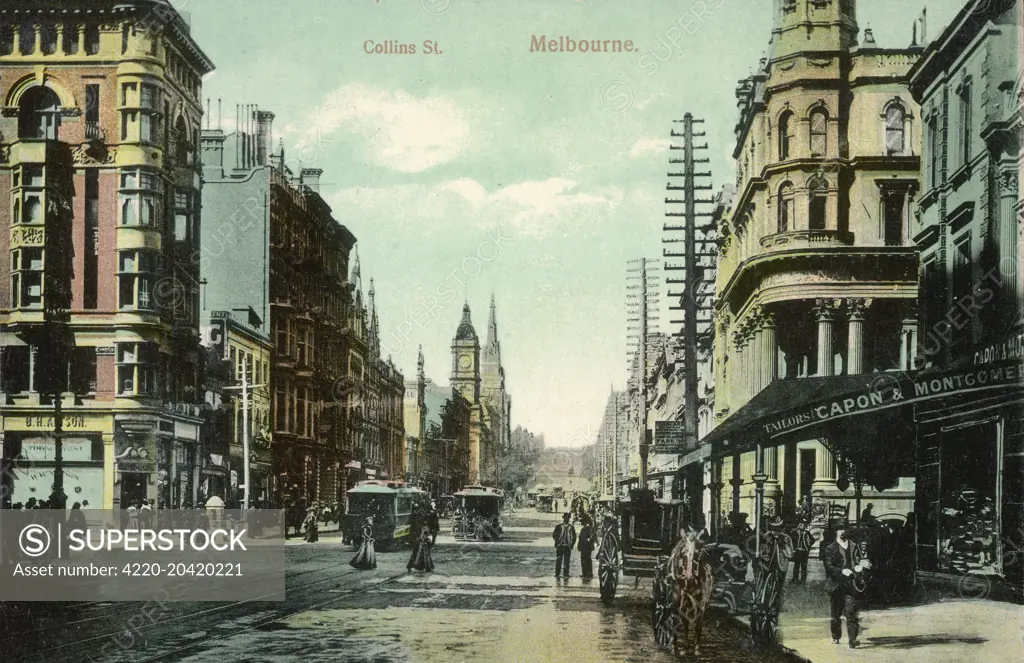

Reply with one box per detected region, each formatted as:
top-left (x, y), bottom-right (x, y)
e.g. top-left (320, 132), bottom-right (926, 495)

top-left (450, 298), bottom-right (509, 486)
top-left (702, 0), bottom-right (922, 536)
top-left (0, 0), bottom-right (212, 510)
top-left (907, 0), bottom-right (1023, 593)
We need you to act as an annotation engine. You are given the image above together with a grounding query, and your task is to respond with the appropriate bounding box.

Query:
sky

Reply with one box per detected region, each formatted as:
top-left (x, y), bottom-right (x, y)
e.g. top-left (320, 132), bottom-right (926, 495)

top-left (177, 0), bottom-right (962, 449)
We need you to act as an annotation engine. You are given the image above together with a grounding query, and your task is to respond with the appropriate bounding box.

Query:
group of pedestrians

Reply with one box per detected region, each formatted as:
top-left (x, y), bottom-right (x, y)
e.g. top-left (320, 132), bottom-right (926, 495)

top-left (347, 501), bottom-right (442, 573)
top-left (552, 512), bottom-right (596, 580)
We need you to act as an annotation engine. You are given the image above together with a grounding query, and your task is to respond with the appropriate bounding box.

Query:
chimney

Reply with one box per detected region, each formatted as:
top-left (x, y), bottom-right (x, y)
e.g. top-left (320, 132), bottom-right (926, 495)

top-left (201, 129), bottom-right (226, 180)
top-left (301, 168), bottom-right (323, 193)
top-left (256, 111), bottom-right (275, 166)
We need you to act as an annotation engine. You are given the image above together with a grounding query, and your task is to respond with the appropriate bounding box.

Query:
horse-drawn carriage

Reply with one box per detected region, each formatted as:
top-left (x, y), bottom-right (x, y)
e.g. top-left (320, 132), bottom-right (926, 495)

top-left (597, 488), bottom-right (687, 604)
top-left (452, 485), bottom-right (504, 541)
top-left (536, 494), bottom-right (554, 513)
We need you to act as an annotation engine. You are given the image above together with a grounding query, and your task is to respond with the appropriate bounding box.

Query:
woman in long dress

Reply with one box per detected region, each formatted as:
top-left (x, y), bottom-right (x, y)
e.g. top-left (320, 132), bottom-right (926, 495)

top-left (410, 523), bottom-right (434, 572)
top-left (303, 503), bottom-right (319, 543)
top-left (350, 517), bottom-right (377, 570)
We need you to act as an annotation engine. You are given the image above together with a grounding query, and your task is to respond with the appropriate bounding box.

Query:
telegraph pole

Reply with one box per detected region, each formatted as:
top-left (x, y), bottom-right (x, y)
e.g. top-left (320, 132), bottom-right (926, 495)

top-left (664, 113), bottom-right (717, 454)
top-left (224, 368), bottom-right (267, 511)
top-left (626, 258), bottom-right (660, 491)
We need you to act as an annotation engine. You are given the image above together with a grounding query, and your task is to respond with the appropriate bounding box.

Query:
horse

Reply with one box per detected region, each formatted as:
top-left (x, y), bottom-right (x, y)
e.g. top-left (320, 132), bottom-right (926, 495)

top-left (666, 532), bottom-right (715, 657)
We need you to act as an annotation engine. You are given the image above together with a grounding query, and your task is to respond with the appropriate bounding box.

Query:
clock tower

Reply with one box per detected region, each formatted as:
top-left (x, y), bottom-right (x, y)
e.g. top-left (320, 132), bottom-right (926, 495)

top-left (451, 302), bottom-right (481, 404)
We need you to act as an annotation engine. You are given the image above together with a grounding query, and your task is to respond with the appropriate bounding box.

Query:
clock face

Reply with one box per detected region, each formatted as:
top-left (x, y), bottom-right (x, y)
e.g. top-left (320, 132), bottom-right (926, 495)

top-left (458, 354), bottom-right (472, 369)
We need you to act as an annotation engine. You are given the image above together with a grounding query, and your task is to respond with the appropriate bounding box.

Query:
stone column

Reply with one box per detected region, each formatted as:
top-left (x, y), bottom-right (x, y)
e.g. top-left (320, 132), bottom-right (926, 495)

top-left (846, 299), bottom-right (869, 375)
top-left (750, 325), bottom-right (763, 395)
top-left (763, 444), bottom-right (781, 517)
top-left (56, 24), bottom-right (65, 55)
top-left (78, 25), bottom-right (86, 54)
top-left (33, 24), bottom-right (41, 55)
top-left (811, 441), bottom-right (837, 497)
top-left (999, 170), bottom-right (1020, 310)
top-left (762, 311), bottom-right (778, 387)
top-left (814, 299), bottom-right (836, 377)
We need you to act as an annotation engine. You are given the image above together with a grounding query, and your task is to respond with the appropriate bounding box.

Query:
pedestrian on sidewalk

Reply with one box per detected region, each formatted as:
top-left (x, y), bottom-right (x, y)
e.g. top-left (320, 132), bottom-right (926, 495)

top-left (302, 502), bottom-right (319, 543)
top-left (750, 516), bottom-right (793, 646)
top-left (407, 504), bottom-right (424, 572)
top-left (790, 520), bottom-right (816, 584)
top-left (822, 522), bottom-right (872, 648)
top-left (578, 516), bottom-right (595, 579)
top-left (410, 522), bottom-right (435, 572)
top-left (553, 512), bottom-right (576, 579)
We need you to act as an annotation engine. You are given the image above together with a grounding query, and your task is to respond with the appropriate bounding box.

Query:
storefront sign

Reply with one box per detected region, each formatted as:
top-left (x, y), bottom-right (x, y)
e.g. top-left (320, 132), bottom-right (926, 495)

top-left (763, 361), bottom-right (1024, 438)
top-left (973, 331), bottom-right (1024, 365)
top-left (21, 438), bottom-right (92, 462)
top-left (345, 460), bottom-right (362, 469)
top-left (117, 460), bottom-right (156, 473)
top-left (653, 420), bottom-right (689, 454)
top-left (22, 414), bottom-right (88, 430)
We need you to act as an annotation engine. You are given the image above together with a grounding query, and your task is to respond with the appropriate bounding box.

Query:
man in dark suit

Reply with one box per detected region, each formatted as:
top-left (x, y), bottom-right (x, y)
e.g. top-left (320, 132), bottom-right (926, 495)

top-left (790, 520), bottom-right (816, 584)
top-left (552, 513), bottom-right (577, 579)
top-left (822, 523), bottom-right (871, 648)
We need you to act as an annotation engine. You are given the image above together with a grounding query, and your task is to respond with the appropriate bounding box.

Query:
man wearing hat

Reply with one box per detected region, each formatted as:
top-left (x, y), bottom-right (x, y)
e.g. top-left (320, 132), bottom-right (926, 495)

top-left (552, 512), bottom-right (577, 579)
top-left (790, 520), bottom-right (816, 584)
top-left (822, 521), bottom-right (871, 648)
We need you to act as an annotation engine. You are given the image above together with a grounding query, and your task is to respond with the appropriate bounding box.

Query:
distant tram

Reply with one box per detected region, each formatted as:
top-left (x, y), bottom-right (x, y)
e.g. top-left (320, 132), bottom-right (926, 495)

top-left (453, 485), bottom-right (505, 541)
top-left (342, 480), bottom-right (427, 549)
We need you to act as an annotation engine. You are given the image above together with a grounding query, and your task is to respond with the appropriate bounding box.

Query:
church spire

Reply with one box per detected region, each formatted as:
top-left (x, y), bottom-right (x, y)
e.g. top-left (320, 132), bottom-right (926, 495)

top-left (368, 277), bottom-right (379, 352)
top-left (351, 247), bottom-right (363, 307)
top-left (417, 345), bottom-right (425, 380)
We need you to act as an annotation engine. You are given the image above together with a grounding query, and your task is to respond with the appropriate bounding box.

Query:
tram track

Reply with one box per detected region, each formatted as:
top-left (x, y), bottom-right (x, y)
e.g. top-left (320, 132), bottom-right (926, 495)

top-left (0, 566), bottom-right (328, 645)
top-left (124, 571), bottom-right (410, 663)
top-left (10, 565), bottom-right (363, 662)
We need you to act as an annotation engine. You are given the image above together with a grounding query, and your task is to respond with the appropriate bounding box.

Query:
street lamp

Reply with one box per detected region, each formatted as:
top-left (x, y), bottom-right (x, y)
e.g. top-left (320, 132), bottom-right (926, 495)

top-left (752, 441), bottom-right (768, 559)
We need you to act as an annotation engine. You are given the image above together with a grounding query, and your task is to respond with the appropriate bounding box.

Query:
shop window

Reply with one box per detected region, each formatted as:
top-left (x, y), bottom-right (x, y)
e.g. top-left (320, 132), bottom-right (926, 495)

top-left (117, 343), bottom-right (158, 395)
top-left (809, 109), bottom-right (828, 157)
top-left (937, 421), bottom-right (999, 575)
top-left (117, 250), bottom-right (155, 310)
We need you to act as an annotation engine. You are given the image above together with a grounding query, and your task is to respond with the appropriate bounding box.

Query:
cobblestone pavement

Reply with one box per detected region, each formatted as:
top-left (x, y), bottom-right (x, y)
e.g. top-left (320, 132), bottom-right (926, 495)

top-left (0, 512), bottom-right (802, 662)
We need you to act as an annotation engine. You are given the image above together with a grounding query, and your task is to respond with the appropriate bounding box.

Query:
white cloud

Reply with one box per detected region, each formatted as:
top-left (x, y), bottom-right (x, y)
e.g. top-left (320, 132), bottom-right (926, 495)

top-left (333, 177), bottom-right (624, 237)
top-left (300, 83), bottom-right (471, 173)
top-left (628, 138), bottom-right (672, 158)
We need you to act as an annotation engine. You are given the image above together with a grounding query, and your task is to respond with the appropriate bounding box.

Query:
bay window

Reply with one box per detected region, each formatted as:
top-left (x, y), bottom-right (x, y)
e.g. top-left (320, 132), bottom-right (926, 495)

top-left (118, 250), bottom-right (156, 310)
top-left (117, 342), bottom-right (158, 396)
top-left (119, 169), bottom-right (163, 227)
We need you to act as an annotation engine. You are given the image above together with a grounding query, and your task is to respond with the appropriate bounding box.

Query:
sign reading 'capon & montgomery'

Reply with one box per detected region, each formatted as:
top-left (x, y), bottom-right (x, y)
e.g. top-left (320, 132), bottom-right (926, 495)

top-left (764, 361), bottom-right (1023, 437)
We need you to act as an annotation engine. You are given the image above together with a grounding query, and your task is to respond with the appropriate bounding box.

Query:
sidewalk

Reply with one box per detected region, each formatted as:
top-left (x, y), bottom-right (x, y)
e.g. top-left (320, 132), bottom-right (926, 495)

top-left (771, 579), bottom-right (1023, 663)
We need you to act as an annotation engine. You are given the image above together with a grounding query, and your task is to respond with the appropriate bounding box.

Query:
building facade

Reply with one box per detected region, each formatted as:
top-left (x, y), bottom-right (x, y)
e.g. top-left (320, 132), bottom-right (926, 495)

top-left (201, 108), bottom-right (359, 507)
top-left (704, 0), bottom-right (923, 538)
top-left (449, 299), bottom-right (508, 486)
top-left (596, 388), bottom-right (628, 496)
top-left (0, 0), bottom-right (212, 510)
top-left (907, 0), bottom-right (1023, 594)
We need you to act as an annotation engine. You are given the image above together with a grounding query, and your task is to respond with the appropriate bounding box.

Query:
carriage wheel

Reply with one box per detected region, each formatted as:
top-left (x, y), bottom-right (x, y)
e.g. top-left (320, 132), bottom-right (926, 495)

top-left (651, 562), bottom-right (679, 650)
top-left (598, 530), bottom-right (619, 604)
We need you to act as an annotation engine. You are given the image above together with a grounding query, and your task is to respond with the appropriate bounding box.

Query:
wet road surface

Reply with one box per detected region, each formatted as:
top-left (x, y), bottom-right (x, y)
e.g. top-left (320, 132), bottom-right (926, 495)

top-left (1, 512), bottom-right (803, 662)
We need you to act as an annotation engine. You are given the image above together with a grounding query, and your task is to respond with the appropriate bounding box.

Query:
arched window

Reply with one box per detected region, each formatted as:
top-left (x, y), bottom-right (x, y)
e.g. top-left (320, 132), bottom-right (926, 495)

top-left (18, 86), bottom-right (62, 140)
top-left (885, 103), bottom-right (907, 156)
top-left (779, 111), bottom-right (794, 160)
top-left (809, 109), bottom-right (828, 157)
top-left (808, 177), bottom-right (828, 230)
top-left (778, 183), bottom-right (794, 232)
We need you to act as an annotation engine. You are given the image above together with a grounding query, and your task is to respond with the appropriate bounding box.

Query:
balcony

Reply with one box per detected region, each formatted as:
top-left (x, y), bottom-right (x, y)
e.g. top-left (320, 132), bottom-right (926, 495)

top-left (84, 120), bottom-right (105, 143)
top-left (759, 229), bottom-right (855, 251)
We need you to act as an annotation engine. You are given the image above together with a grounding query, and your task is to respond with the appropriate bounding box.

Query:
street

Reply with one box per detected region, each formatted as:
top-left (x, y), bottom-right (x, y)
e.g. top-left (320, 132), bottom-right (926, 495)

top-left (0, 511), bottom-right (801, 663)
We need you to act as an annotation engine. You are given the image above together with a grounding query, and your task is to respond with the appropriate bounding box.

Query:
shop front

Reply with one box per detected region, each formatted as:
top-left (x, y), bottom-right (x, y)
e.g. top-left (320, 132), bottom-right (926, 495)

top-left (913, 362), bottom-right (1023, 599)
top-left (0, 411), bottom-right (113, 509)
